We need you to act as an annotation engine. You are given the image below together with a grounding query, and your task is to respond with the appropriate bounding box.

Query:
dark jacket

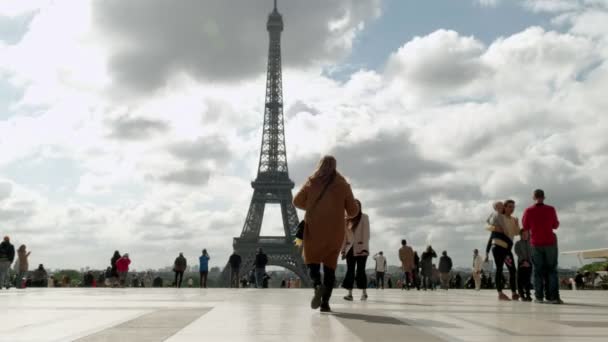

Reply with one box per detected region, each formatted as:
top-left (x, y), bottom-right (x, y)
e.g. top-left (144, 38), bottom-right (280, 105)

top-left (174, 256), bottom-right (187, 272)
top-left (255, 253), bottom-right (268, 268)
top-left (0, 241), bottom-right (15, 263)
top-left (111, 254), bottom-right (120, 277)
top-left (229, 254), bottom-right (242, 268)
top-left (420, 250), bottom-right (436, 276)
top-left (438, 256), bottom-right (453, 273)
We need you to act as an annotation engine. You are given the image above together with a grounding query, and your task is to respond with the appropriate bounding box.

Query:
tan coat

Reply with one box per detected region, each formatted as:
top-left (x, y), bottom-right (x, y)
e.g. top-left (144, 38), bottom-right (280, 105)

top-left (293, 172), bottom-right (358, 270)
top-left (399, 245), bottom-right (415, 272)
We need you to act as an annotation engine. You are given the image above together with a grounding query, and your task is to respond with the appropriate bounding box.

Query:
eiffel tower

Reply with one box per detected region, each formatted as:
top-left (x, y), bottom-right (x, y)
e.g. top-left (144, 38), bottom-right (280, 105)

top-left (221, 0), bottom-right (310, 287)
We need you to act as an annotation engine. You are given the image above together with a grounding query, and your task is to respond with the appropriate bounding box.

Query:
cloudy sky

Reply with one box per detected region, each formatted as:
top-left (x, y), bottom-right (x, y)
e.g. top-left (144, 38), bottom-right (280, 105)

top-left (1, 0), bottom-right (607, 271)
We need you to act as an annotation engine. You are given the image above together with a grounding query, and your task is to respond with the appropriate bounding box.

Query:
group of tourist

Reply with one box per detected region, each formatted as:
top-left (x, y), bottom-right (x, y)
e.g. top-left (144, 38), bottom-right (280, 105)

top-left (104, 249), bottom-right (212, 289)
top-left (0, 237), bottom-right (33, 289)
top-left (483, 189), bottom-right (562, 304)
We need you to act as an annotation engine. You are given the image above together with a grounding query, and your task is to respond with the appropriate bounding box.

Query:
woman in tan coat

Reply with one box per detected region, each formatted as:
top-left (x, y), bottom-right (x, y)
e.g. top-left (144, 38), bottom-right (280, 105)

top-left (294, 155), bottom-right (358, 312)
top-left (15, 245), bottom-right (31, 289)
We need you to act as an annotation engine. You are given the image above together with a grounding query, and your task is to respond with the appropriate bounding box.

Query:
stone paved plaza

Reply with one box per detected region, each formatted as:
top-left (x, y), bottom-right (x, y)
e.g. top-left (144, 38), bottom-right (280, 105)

top-left (1, 288), bottom-right (608, 341)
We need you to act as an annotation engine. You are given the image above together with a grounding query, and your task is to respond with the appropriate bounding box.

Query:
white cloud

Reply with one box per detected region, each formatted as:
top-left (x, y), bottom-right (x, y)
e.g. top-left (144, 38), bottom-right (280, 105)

top-left (475, 0), bottom-right (501, 7)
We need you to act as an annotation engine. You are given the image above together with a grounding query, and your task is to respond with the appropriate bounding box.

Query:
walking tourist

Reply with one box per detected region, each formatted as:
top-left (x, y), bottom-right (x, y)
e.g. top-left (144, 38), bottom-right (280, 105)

top-left (413, 251), bottom-right (421, 290)
top-left (199, 249), bottom-right (210, 288)
top-left (522, 189), bottom-right (562, 304)
top-left (116, 253), bottom-right (130, 287)
top-left (0, 236), bottom-right (15, 290)
top-left (399, 239), bottom-right (415, 290)
top-left (514, 230), bottom-right (533, 301)
top-left (110, 251), bottom-right (121, 287)
top-left (340, 199), bottom-right (370, 301)
top-left (373, 252), bottom-right (387, 289)
top-left (420, 246), bottom-right (436, 290)
top-left (173, 252), bottom-right (187, 288)
top-left (254, 248), bottom-right (268, 288)
top-left (293, 155), bottom-right (358, 313)
top-left (229, 250), bottom-right (242, 288)
top-left (485, 200), bottom-right (520, 301)
top-left (438, 251), bottom-right (453, 290)
top-left (15, 244), bottom-right (31, 289)
top-left (472, 249), bottom-right (484, 291)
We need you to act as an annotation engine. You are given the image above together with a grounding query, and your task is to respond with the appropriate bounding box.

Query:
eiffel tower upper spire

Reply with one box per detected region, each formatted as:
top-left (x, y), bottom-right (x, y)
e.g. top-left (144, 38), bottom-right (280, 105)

top-left (256, 0), bottom-right (289, 185)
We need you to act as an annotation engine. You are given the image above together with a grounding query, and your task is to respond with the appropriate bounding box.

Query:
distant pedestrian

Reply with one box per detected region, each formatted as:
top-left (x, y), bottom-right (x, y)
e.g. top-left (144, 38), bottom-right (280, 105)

top-left (514, 230), bottom-right (533, 301)
top-left (110, 251), bottom-right (121, 287)
top-left (413, 251), bottom-right (421, 290)
top-left (472, 249), bottom-right (484, 291)
top-left (399, 239), bottom-right (415, 290)
top-left (522, 189), bottom-right (561, 304)
top-left (293, 155), bottom-right (358, 313)
top-left (173, 253), bottom-right (187, 288)
top-left (15, 244), bottom-right (31, 289)
top-left (0, 236), bottom-right (15, 290)
top-left (254, 248), bottom-right (268, 288)
top-left (228, 250), bottom-right (242, 288)
top-left (438, 251), bottom-right (453, 290)
top-left (340, 199), bottom-right (370, 301)
top-left (420, 246), bottom-right (436, 290)
top-left (199, 249), bottom-right (210, 288)
top-left (187, 277), bottom-right (194, 288)
top-left (373, 252), bottom-right (387, 289)
top-left (116, 253), bottom-right (131, 287)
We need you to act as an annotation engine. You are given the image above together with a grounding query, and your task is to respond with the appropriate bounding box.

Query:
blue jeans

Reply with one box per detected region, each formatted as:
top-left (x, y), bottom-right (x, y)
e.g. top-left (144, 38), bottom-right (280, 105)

top-left (531, 245), bottom-right (558, 301)
top-left (255, 268), bottom-right (265, 288)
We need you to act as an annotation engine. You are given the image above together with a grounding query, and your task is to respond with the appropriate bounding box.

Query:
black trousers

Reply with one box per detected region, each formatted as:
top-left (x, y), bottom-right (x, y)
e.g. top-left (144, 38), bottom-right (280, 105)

top-left (308, 264), bottom-right (336, 303)
top-left (492, 245), bottom-right (517, 293)
top-left (342, 249), bottom-right (368, 290)
top-left (199, 271), bottom-right (208, 288)
top-left (518, 265), bottom-right (532, 298)
top-left (174, 271), bottom-right (184, 288)
top-left (376, 272), bottom-right (385, 289)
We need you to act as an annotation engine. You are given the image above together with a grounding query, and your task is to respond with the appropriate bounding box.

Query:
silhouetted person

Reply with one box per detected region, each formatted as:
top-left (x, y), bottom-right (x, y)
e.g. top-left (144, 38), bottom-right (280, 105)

top-left (254, 248), bottom-right (268, 288)
top-left (229, 250), bottom-right (242, 288)
top-left (438, 251), bottom-right (453, 290)
top-left (421, 246), bottom-right (436, 290)
top-left (0, 236), bottom-right (15, 289)
top-left (110, 251), bottom-right (121, 287)
top-left (174, 253), bottom-right (187, 288)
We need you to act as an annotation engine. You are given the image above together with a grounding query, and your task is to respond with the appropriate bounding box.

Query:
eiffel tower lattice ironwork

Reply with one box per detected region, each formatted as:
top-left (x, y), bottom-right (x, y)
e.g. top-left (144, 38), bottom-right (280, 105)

top-left (221, 0), bottom-right (311, 287)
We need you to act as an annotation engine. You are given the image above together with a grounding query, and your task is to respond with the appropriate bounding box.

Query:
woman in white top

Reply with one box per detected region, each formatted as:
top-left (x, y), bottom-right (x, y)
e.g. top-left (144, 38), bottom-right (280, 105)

top-left (341, 200), bottom-right (370, 301)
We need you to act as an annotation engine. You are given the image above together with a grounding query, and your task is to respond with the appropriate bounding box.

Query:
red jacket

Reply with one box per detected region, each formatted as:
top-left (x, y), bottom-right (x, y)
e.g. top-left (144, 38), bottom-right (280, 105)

top-left (116, 257), bottom-right (131, 272)
top-left (522, 203), bottom-right (559, 247)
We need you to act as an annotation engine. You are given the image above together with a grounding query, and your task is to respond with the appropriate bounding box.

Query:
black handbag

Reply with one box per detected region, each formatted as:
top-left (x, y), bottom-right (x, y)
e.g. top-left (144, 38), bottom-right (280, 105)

top-left (295, 175), bottom-right (334, 240)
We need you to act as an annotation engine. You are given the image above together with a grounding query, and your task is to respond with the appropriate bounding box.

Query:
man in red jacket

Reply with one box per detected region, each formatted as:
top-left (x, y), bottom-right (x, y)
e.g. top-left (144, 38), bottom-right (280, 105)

top-left (521, 189), bottom-right (561, 304)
